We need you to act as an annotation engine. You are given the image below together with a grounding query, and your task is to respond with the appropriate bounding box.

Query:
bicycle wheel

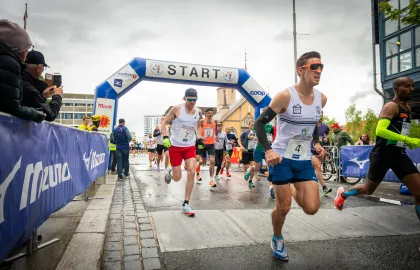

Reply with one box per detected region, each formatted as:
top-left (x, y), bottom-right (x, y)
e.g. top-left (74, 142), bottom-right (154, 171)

top-left (340, 176), bottom-right (362, 185)
top-left (321, 161), bottom-right (333, 180)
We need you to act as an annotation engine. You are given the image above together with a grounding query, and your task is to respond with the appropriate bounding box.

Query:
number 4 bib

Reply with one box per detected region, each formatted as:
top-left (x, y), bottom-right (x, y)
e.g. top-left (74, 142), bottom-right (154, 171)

top-left (284, 135), bottom-right (312, 160)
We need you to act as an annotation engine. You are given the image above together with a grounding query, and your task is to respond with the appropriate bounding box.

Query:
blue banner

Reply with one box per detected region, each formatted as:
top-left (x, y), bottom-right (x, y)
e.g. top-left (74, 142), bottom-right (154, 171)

top-left (0, 114), bottom-right (109, 263)
top-left (341, 146), bottom-right (420, 182)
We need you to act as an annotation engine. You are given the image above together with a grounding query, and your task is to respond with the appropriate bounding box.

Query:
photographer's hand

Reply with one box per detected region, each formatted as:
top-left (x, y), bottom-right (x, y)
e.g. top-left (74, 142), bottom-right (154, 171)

top-left (54, 86), bottom-right (64, 97)
top-left (43, 86), bottom-right (55, 98)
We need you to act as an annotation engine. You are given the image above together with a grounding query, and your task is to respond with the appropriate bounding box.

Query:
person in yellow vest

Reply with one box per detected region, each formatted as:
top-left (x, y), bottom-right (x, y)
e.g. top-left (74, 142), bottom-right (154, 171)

top-left (78, 115), bottom-right (90, 131)
top-left (109, 125), bottom-right (117, 174)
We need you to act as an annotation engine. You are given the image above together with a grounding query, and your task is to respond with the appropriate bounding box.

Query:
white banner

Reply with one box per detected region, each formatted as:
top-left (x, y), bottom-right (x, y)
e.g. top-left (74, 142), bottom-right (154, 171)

top-left (95, 98), bottom-right (115, 137)
top-left (145, 60), bottom-right (239, 84)
top-left (107, 64), bottom-right (140, 94)
top-left (242, 76), bottom-right (267, 103)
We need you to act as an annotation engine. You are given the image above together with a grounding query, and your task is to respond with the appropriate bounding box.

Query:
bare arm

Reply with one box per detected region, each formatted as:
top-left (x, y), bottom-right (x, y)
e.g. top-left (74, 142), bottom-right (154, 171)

top-left (162, 105), bottom-right (179, 136)
top-left (196, 109), bottom-right (203, 139)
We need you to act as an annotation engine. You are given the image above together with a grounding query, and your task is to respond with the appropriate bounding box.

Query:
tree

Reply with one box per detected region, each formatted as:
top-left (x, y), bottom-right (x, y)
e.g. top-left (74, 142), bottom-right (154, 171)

top-left (379, 0), bottom-right (420, 26)
top-left (344, 104), bottom-right (379, 142)
top-left (410, 121), bottom-right (420, 138)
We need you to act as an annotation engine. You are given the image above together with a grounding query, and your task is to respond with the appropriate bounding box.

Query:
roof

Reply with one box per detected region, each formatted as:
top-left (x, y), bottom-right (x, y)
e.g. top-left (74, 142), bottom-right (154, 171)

top-left (215, 98), bottom-right (247, 122)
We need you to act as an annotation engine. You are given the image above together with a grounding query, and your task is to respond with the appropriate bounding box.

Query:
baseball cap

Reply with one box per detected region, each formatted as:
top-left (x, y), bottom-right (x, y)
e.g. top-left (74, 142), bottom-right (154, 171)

top-left (185, 88), bottom-right (198, 98)
top-left (331, 123), bottom-right (340, 129)
top-left (119, 118), bottom-right (125, 124)
top-left (0, 19), bottom-right (32, 52)
top-left (26, 50), bottom-right (49, 67)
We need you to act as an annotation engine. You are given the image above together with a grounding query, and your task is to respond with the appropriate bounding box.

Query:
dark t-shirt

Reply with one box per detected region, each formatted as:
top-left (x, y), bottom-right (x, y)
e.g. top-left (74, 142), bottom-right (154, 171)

top-left (317, 123), bottom-right (330, 141)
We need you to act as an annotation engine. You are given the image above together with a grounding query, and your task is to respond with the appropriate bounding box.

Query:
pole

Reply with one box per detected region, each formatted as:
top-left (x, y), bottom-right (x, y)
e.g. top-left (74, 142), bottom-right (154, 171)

top-left (23, 3), bottom-right (28, 30)
top-left (293, 0), bottom-right (297, 83)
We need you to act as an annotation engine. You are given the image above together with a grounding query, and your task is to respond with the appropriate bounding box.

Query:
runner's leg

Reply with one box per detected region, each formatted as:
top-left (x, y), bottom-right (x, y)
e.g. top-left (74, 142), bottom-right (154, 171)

top-left (312, 156), bottom-right (332, 194)
top-left (401, 173), bottom-right (420, 221)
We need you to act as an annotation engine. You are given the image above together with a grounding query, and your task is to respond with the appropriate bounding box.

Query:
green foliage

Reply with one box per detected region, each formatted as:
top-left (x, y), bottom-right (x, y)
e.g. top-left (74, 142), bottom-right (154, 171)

top-left (322, 115), bottom-right (337, 144)
top-left (379, 0), bottom-right (420, 26)
top-left (410, 121), bottom-right (420, 138)
top-left (344, 104), bottom-right (379, 142)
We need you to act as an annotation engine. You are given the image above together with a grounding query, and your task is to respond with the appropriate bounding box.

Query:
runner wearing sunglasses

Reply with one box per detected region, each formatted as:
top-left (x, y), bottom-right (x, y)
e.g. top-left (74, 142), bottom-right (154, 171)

top-left (161, 88), bottom-right (204, 217)
top-left (334, 77), bottom-right (420, 221)
top-left (254, 51), bottom-right (327, 261)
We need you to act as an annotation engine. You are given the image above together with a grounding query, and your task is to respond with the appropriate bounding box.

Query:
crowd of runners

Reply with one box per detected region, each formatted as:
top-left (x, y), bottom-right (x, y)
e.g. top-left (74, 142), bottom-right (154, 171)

top-left (129, 51), bottom-right (420, 262)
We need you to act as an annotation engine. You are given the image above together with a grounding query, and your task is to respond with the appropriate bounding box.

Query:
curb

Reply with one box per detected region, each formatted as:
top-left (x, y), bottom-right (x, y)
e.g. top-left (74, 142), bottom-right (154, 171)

top-left (360, 194), bottom-right (414, 206)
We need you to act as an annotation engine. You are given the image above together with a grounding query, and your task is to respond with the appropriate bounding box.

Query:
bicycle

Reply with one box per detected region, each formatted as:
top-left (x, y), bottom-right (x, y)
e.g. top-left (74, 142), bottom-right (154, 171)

top-left (321, 146), bottom-right (362, 185)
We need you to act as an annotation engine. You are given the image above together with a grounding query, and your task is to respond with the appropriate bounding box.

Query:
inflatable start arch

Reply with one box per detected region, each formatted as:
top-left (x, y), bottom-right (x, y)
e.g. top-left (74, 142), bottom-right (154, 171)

top-left (93, 58), bottom-right (272, 136)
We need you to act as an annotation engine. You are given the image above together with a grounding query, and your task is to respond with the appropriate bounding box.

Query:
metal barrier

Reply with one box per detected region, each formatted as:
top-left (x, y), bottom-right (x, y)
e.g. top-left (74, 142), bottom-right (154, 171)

top-left (321, 146), bottom-right (340, 182)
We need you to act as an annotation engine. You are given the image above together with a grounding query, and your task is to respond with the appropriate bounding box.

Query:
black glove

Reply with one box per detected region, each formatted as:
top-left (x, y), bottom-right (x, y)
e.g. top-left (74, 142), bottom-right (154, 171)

top-left (196, 138), bottom-right (204, 150)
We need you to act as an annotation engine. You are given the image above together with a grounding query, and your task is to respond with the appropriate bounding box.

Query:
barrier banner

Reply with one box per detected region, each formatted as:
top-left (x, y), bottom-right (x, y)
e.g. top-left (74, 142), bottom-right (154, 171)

top-left (230, 147), bottom-right (243, 164)
top-left (341, 146), bottom-right (420, 182)
top-left (0, 114), bottom-right (109, 262)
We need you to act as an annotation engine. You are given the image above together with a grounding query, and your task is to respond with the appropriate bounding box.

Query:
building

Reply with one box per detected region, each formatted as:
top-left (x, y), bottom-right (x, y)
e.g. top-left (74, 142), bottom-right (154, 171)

top-left (54, 93), bottom-right (94, 128)
top-left (373, 0), bottom-right (420, 118)
top-left (144, 115), bottom-right (162, 136)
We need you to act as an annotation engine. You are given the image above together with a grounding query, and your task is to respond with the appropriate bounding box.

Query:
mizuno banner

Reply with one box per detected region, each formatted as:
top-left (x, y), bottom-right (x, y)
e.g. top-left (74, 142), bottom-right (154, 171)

top-left (341, 146), bottom-right (420, 182)
top-left (0, 114), bottom-right (109, 262)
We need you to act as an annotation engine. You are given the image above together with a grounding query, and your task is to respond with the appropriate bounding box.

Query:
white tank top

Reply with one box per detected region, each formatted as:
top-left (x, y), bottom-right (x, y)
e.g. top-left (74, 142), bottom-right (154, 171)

top-left (171, 104), bottom-right (199, 147)
top-left (271, 86), bottom-right (322, 161)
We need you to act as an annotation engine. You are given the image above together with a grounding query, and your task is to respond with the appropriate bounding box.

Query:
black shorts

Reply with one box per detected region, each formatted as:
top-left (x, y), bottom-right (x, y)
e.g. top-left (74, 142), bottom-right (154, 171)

top-left (242, 151), bottom-right (254, 165)
top-left (197, 144), bottom-right (215, 158)
top-left (156, 144), bottom-right (168, 155)
top-left (367, 147), bottom-right (419, 182)
top-left (215, 149), bottom-right (224, 166)
top-left (147, 149), bottom-right (155, 153)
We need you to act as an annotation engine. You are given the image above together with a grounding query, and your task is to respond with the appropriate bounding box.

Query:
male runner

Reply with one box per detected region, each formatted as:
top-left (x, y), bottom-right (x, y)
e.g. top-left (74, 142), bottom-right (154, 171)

top-left (162, 88), bottom-right (204, 217)
top-left (311, 111), bottom-right (332, 195)
top-left (214, 122), bottom-right (230, 180)
top-left (154, 115), bottom-right (170, 172)
top-left (255, 51), bottom-right (327, 260)
top-left (196, 108), bottom-right (217, 187)
top-left (219, 127), bottom-right (237, 177)
top-left (334, 77), bottom-right (420, 221)
top-left (238, 120), bottom-right (257, 188)
top-left (145, 133), bottom-right (156, 167)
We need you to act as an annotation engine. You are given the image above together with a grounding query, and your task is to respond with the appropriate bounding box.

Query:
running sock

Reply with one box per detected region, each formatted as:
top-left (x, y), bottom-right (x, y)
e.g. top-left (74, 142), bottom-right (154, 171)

top-left (183, 200), bottom-right (189, 206)
top-left (342, 189), bottom-right (360, 199)
top-left (272, 235), bottom-right (284, 241)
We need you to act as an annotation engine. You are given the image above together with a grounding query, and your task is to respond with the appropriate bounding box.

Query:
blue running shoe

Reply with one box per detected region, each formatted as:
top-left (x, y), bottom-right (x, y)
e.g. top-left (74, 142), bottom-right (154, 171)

top-left (269, 186), bottom-right (275, 199)
top-left (164, 169), bottom-right (172, 184)
top-left (244, 169), bottom-right (250, 181)
top-left (183, 204), bottom-right (195, 217)
top-left (271, 236), bottom-right (289, 261)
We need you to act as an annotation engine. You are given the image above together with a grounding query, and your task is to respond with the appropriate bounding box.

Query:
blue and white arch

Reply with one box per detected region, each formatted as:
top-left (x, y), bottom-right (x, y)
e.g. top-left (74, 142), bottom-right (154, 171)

top-left (94, 58), bottom-right (272, 135)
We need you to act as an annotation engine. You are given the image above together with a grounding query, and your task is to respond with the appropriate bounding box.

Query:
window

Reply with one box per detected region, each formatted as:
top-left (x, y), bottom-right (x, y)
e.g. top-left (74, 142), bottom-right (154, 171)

top-left (400, 0), bottom-right (410, 9)
top-left (399, 31), bottom-right (412, 52)
top-left (62, 113), bottom-right (73, 119)
top-left (386, 56), bottom-right (399, 75)
top-left (56, 113), bottom-right (60, 120)
top-left (74, 103), bottom-right (86, 107)
top-left (385, 19), bottom-right (399, 36)
top-left (416, 27), bottom-right (420, 46)
top-left (64, 103), bottom-right (73, 107)
top-left (400, 51), bottom-right (412, 71)
top-left (416, 48), bottom-right (420, 67)
top-left (386, 37), bottom-right (398, 56)
top-left (74, 113), bottom-right (86, 119)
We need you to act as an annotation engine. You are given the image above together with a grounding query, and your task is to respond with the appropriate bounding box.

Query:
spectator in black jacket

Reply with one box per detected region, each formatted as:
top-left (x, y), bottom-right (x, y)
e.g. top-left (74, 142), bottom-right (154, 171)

top-left (0, 19), bottom-right (45, 122)
top-left (22, 51), bottom-right (63, 121)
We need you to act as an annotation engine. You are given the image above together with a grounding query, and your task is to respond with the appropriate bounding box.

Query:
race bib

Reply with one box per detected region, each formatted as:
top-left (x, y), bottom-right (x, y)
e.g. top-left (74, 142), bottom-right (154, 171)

top-left (178, 125), bottom-right (195, 143)
top-left (226, 143), bottom-right (233, 151)
top-left (248, 140), bottom-right (256, 150)
top-left (215, 136), bottom-right (224, 150)
top-left (397, 122), bottom-right (411, 148)
top-left (204, 127), bottom-right (213, 138)
top-left (284, 135), bottom-right (312, 160)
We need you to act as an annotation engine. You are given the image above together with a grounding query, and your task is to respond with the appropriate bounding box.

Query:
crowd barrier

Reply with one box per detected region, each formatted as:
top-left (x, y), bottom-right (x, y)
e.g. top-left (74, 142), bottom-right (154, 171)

top-left (341, 145), bottom-right (420, 182)
top-left (0, 113), bottom-right (109, 263)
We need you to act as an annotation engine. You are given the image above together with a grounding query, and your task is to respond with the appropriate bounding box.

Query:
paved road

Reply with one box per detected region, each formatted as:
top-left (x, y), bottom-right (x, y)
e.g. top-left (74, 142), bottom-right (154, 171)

top-left (128, 155), bottom-right (420, 269)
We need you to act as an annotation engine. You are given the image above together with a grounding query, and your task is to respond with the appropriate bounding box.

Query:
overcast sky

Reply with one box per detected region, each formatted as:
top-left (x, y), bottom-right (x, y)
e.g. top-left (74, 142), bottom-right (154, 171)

top-left (1, 0), bottom-right (384, 135)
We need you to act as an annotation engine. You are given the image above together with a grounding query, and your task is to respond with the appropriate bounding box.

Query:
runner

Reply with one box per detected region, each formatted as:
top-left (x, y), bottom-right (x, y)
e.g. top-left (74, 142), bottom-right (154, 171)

top-left (311, 111), bottom-right (332, 195)
top-left (145, 132), bottom-right (155, 168)
top-left (214, 122), bottom-right (230, 180)
top-left (255, 51), bottom-right (327, 260)
top-left (196, 108), bottom-right (217, 187)
top-left (219, 127), bottom-right (236, 177)
top-left (253, 112), bottom-right (274, 181)
top-left (154, 115), bottom-right (170, 172)
top-left (334, 77), bottom-right (420, 221)
top-left (162, 88), bottom-right (203, 217)
top-left (238, 120), bottom-right (257, 188)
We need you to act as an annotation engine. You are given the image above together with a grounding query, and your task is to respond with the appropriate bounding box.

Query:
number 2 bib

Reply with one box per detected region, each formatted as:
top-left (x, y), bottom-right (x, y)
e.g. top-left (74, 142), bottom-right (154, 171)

top-left (248, 140), bottom-right (257, 150)
top-left (396, 122), bottom-right (411, 148)
top-left (284, 135), bottom-right (312, 160)
top-left (178, 125), bottom-right (195, 143)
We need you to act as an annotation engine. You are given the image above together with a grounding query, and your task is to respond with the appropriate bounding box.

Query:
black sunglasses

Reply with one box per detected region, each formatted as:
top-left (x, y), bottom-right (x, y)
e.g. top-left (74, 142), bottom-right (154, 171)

top-left (300, 63), bottom-right (324, 72)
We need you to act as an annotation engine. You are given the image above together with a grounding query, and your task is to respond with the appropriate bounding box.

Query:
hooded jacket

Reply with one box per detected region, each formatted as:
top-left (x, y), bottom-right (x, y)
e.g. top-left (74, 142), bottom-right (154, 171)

top-left (0, 43), bottom-right (45, 122)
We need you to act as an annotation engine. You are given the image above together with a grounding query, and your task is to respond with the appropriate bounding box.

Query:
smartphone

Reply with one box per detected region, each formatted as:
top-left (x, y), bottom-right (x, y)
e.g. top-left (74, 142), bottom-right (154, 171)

top-left (53, 73), bottom-right (62, 87)
top-left (44, 73), bottom-right (62, 87)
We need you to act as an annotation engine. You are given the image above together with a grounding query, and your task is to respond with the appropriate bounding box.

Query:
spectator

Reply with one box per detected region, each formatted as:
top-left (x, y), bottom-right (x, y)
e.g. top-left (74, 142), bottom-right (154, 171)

top-left (331, 123), bottom-right (354, 149)
top-left (21, 50), bottom-right (63, 121)
top-left (78, 115), bottom-right (90, 130)
top-left (113, 118), bottom-right (132, 180)
top-left (89, 115), bottom-right (101, 132)
top-left (108, 124), bottom-right (118, 174)
top-left (0, 19), bottom-right (45, 122)
top-left (355, 133), bottom-right (374, 145)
